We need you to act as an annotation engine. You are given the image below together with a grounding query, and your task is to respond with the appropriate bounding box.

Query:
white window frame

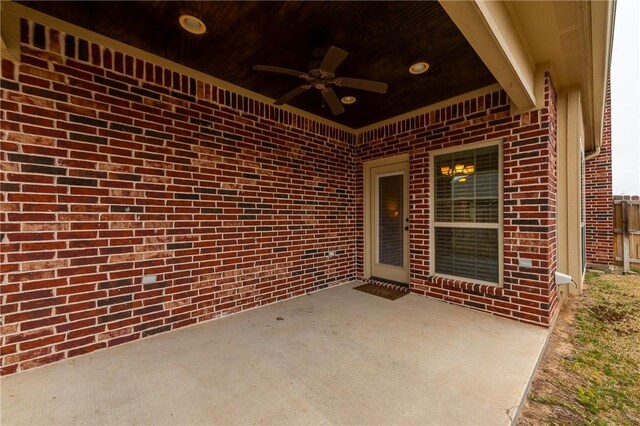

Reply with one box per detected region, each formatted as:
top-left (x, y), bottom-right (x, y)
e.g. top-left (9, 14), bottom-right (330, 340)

top-left (429, 139), bottom-right (504, 287)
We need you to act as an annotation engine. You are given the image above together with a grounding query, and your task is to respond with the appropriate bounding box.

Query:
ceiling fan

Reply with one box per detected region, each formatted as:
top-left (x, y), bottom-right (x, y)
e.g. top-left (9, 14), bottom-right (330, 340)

top-left (253, 46), bottom-right (388, 115)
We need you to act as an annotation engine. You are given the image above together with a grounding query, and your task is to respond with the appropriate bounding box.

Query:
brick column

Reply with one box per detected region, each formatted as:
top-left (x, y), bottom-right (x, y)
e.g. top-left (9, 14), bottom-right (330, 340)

top-left (585, 78), bottom-right (614, 267)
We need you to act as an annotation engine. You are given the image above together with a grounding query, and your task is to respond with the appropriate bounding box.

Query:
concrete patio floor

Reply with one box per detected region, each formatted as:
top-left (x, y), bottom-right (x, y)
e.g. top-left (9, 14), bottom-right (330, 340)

top-left (1, 282), bottom-right (548, 425)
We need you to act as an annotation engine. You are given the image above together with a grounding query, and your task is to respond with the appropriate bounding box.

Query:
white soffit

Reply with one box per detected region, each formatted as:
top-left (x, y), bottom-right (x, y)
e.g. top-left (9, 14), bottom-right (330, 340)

top-left (507, 0), bottom-right (615, 152)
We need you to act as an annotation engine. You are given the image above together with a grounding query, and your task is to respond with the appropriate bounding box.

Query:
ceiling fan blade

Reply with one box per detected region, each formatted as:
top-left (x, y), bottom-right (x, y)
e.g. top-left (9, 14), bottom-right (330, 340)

top-left (320, 46), bottom-right (349, 74)
top-left (274, 85), bottom-right (310, 105)
top-left (253, 65), bottom-right (307, 78)
top-left (335, 77), bottom-right (388, 94)
top-left (321, 88), bottom-right (345, 115)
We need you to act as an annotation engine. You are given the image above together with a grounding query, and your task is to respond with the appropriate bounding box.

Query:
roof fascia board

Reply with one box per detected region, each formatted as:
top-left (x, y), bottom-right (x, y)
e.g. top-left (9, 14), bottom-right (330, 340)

top-left (588, 0), bottom-right (616, 154)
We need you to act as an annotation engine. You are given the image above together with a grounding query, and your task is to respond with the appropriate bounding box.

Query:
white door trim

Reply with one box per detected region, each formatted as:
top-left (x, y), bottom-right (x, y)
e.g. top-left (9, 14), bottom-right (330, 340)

top-left (363, 153), bottom-right (410, 283)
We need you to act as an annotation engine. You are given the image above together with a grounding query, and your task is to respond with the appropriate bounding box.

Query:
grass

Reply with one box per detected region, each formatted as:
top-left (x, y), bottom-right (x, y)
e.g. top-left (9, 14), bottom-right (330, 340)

top-left (521, 272), bottom-right (640, 425)
top-left (569, 273), bottom-right (640, 423)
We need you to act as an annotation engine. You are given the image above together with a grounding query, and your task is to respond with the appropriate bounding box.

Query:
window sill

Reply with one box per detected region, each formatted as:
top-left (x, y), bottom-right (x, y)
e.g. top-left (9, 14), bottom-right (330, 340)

top-left (426, 274), bottom-right (505, 297)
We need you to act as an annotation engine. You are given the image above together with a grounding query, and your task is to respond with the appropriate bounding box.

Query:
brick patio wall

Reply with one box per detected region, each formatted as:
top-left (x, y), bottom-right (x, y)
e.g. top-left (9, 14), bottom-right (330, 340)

top-left (1, 18), bottom-right (563, 376)
top-left (355, 76), bottom-right (559, 327)
top-left (0, 21), bottom-right (356, 375)
top-left (585, 79), bottom-right (613, 267)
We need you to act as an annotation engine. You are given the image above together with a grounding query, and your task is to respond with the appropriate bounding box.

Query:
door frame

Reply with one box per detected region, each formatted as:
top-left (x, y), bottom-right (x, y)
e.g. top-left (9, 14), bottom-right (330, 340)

top-left (363, 153), bottom-right (410, 283)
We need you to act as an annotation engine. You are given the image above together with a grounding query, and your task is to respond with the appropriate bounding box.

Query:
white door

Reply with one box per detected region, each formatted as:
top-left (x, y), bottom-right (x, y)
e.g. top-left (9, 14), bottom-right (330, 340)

top-left (369, 160), bottom-right (410, 284)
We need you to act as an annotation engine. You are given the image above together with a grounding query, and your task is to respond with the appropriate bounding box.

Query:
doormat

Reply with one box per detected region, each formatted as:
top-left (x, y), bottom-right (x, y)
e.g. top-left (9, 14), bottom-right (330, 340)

top-left (354, 283), bottom-right (408, 301)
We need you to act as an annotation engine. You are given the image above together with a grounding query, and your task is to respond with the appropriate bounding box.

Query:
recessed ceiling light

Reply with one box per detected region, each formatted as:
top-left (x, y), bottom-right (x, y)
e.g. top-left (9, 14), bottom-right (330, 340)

top-left (341, 96), bottom-right (356, 105)
top-left (179, 15), bottom-right (206, 35)
top-left (409, 62), bottom-right (430, 75)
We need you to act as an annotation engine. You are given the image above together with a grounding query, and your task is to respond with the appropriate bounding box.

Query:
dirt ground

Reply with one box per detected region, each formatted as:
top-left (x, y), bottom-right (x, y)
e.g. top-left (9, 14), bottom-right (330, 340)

top-left (518, 272), bottom-right (640, 425)
top-left (518, 284), bottom-right (583, 425)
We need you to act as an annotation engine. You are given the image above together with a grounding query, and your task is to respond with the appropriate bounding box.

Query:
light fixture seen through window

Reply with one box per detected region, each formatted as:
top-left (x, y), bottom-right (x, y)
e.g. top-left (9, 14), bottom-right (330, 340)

top-left (440, 164), bottom-right (475, 182)
top-left (179, 15), bottom-right (207, 35)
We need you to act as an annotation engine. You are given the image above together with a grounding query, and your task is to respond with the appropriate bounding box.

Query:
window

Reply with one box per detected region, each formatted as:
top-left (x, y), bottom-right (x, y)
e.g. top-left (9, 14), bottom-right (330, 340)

top-left (431, 143), bottom-right (502, 285)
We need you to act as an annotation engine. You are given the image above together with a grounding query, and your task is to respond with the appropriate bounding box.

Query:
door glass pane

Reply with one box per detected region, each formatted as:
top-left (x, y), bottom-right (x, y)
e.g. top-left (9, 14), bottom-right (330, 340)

top-left (378, 173), bottom-right (404, 267)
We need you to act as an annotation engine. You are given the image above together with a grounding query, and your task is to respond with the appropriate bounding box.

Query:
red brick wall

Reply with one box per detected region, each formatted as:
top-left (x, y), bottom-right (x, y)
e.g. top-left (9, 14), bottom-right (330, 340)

top-left (0, 21), bottom-right (356, 375)
top-left (355, 76), bottom-right (559, 326)
top-left (1, 18), bottom-right (563, 376)
top-left (585, 79), bottom-right (613, 266)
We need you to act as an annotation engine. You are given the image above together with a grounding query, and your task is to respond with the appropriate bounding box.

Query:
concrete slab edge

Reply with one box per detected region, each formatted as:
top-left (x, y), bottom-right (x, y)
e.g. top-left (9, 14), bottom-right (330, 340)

top-left (511, 293), bottom-right (564, 424)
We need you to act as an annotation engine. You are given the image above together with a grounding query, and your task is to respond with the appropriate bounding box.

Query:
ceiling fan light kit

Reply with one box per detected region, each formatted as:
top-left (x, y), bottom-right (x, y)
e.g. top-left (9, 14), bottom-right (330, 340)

top-left (341, 96), bottom-right (356, 105)
top-left (253, 46), bottom-right (388, 115)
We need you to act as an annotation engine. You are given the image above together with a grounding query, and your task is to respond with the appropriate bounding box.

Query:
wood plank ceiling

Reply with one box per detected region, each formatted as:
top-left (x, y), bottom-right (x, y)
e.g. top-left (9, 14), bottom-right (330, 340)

top-left (18, 1), bottom-right (497, 128)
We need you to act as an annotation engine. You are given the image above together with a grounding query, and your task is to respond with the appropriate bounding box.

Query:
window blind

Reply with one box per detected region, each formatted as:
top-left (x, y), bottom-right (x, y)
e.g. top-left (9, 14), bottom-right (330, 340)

top-left (433, 145), bottom-right (500, 284)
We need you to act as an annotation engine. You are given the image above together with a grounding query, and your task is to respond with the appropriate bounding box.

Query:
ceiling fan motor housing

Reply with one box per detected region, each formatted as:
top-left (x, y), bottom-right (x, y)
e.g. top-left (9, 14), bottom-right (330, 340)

top-left (306, 69), bottom-right (336, 89)
top-left (253, 45), bottom-right (388, 115)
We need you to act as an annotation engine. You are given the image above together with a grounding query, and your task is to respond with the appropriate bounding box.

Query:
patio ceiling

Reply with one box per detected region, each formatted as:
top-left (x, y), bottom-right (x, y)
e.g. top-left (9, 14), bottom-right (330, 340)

top-left (15, 1), bottom-right (496, 129)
